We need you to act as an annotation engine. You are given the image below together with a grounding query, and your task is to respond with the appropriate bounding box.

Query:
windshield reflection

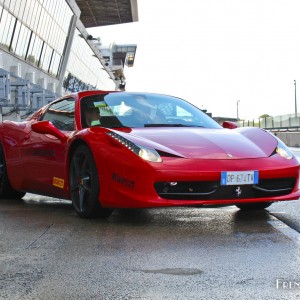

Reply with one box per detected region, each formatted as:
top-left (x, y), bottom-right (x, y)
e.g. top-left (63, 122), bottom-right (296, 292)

top-left (80, 92), bottom-right (222, 129)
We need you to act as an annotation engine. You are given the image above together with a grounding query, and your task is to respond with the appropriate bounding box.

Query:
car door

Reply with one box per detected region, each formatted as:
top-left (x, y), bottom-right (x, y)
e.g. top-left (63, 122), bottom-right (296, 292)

top-left (22, 98), bottom-right (75, 198)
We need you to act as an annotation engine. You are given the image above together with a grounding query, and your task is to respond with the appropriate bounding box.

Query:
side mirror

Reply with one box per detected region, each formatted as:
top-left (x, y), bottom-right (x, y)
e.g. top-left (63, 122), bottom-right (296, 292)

top-left (222, 121), bottom-right (238, 129)
top-left (31, 121), bottom-right (67, 142)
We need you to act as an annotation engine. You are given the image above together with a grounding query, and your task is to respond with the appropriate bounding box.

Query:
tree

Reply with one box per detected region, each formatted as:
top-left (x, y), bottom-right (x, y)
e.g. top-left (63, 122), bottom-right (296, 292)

top-left (259, 114), bottom-right (271, 119)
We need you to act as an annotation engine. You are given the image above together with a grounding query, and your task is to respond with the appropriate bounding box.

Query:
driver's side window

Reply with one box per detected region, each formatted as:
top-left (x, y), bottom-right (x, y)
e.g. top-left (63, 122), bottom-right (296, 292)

top-left (42, 98), bottom-right (75, 131)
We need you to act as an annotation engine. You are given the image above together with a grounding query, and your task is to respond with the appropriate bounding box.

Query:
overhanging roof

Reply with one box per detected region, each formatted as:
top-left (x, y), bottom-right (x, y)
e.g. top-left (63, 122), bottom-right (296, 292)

top-left (76, 0), bottom-right (138, 28)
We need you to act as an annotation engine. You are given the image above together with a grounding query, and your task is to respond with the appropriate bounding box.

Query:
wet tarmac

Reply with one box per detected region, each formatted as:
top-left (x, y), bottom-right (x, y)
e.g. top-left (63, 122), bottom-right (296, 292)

top-left (1, 194), bottom-right (300, 299)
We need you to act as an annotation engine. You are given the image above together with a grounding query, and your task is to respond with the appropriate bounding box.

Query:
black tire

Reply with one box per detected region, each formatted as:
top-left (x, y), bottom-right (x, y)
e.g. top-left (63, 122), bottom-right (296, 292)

top-left (236, 202), bottom-right (272, 211)
top-left (69, 145), bottom-right (113, 218)
top-left (0, 146), bottom-right (26, 199)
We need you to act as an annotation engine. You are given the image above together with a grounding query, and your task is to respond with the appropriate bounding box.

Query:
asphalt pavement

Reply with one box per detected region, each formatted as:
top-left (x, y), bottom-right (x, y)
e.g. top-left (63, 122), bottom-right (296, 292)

top-left (0, 196), bottom-right (300, 299)
top-left (267, 147), bottom-right (300, 234)
top-left (0, 149), bottom-right (300, 299)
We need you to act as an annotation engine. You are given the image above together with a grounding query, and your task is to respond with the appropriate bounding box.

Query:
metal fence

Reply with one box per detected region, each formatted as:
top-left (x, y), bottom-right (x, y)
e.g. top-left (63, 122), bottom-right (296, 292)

top-left (237, 114), bottom-right (300, 131)
top-left (0, 67), bottom-right (58, 121)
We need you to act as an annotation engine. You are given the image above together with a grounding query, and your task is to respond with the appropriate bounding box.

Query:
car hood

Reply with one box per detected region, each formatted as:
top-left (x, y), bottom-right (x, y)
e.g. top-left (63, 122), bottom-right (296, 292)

top-left (115, 127), bottom-right (278, 159)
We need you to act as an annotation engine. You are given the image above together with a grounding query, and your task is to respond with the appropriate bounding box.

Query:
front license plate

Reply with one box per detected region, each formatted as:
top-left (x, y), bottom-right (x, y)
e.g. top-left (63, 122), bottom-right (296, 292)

top-left (220, 171), bottom-right (259, 185)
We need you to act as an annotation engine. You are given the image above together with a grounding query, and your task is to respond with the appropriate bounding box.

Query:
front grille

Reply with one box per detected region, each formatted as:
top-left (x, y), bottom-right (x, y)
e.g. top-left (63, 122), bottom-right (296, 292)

top-left (154, 178), bottom-right (296, 200)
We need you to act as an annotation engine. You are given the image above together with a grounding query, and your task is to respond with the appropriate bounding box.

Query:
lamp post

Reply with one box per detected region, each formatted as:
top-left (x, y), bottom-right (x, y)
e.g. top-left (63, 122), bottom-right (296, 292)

top-left (295, 80), bottom-right (297, 117)
top-left (237, 100), bottom-right (240, 121)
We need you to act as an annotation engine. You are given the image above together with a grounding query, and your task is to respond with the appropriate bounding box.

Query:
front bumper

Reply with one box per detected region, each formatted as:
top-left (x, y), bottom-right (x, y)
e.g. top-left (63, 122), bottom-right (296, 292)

top-left (101, 156), bottom-right (300, 208)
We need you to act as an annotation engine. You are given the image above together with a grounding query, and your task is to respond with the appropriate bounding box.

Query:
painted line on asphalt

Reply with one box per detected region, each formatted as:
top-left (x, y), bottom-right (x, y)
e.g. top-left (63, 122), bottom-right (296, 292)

top-left (267, 214), bottom-right (300, 244)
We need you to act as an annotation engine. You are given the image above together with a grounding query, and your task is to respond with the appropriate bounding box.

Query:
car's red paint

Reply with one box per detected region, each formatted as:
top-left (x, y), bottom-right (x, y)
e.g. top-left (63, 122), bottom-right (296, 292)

top-left (122, 127), bottom-right (277, 159)
top-left (222, 121), bottom-right (238, 129)
top-left (0, 90), bottom-right (299, 217)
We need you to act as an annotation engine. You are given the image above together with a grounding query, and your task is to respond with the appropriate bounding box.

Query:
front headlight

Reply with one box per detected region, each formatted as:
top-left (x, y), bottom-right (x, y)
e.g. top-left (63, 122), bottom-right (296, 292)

top-left (276, 140), bottom-right (294, 160)
top-left (107, 132), bottom-right (162, 163)
top-left (138, 147), bottom-right (162, 162)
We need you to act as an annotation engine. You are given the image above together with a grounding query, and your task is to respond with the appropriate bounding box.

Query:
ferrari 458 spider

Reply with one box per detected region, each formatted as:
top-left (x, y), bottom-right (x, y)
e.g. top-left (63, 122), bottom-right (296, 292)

top-left (0, 90), bottom-right (299, 218)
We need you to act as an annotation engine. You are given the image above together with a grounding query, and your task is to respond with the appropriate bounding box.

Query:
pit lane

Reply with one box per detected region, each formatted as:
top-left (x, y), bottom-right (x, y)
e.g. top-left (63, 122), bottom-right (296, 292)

top-left (1, 195), bottom-right (300, 299)
top-left (0, 149), bottom-right (300, 299)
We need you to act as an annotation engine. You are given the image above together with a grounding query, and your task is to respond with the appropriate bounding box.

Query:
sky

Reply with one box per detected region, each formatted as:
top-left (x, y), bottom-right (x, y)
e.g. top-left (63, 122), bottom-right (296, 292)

top-left (88, 0), bottom-right (300, 120)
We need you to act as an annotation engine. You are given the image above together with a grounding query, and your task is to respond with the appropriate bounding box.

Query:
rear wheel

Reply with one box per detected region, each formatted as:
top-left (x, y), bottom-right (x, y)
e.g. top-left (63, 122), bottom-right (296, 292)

top-left (236, 202), bottom-right (272, 210)
top-left (69, 145), bottom-right (113, 218)
top-left (0, 146), bottom-right (26, 199)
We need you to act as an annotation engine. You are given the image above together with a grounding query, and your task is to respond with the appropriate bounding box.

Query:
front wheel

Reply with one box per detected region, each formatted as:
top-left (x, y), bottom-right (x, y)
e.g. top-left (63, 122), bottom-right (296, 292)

top-left (69, 145), bottom-right (113, 218)
top-left (236, 202), bottom-right (272, 211)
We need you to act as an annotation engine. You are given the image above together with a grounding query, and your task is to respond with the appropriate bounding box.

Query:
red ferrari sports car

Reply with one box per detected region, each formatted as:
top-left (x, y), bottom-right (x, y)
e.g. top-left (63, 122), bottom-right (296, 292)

top-left (0, 90), bottom-right (299, 218)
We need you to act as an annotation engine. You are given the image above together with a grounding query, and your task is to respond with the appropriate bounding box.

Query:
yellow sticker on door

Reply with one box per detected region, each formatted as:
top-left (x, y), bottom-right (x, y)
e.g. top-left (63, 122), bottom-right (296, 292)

top-left (53, 177), bottom-right (64, 188)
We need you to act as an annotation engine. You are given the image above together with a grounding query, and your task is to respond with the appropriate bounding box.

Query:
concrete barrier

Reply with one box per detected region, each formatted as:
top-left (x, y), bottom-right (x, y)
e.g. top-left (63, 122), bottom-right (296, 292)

top-left (273, 132), bottom-right (300, 147)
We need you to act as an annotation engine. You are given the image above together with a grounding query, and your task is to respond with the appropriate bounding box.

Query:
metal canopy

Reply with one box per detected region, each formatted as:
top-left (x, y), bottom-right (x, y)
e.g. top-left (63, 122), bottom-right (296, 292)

top-left (76, 0), bottom-right (138, 28)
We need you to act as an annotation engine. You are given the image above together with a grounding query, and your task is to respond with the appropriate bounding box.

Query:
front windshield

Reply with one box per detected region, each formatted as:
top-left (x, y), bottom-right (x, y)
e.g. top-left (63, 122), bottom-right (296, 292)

top-left (80, 92), bottom-right (222, 129)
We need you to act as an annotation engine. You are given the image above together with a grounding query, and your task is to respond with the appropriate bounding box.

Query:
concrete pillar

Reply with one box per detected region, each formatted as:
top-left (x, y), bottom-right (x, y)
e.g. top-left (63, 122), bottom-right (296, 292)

top-left (26, 72), bottom-right (35, 84)
top-left (57, 15), bottom-right (78, 95)
top-left (38, 78), bottom-right (47, 89)
top-left (47, 82), bottom-right (56, 93)
top-left (10, 63), bottom-right (22, 77)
